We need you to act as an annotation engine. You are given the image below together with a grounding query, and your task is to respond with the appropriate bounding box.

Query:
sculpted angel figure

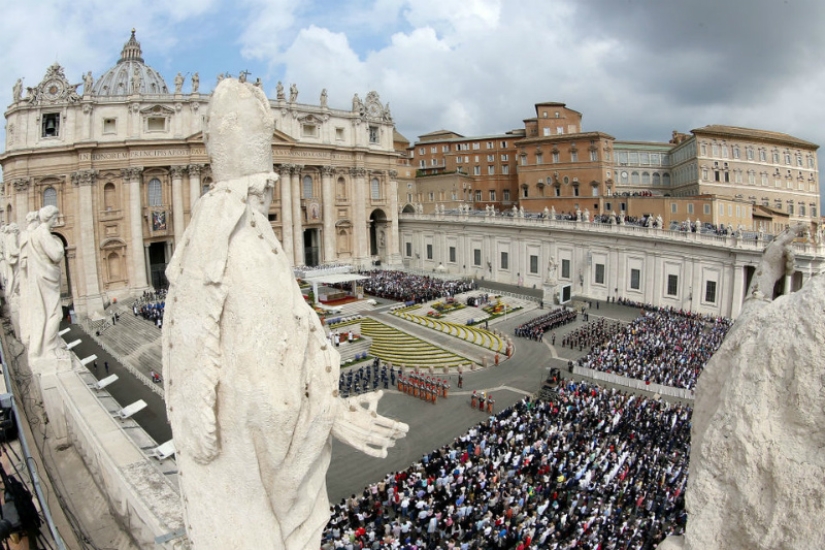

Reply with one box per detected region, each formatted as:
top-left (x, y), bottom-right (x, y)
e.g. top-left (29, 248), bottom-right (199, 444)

top-left (83, 71), bottom-right (94, 95)
top-left (162, 78), bottom-right (408, 550)
top-left (174, 72), bottom-right (184, 93)
top-left (191, 72), bottom-right (200, 93)
top-left (27, 206), bottom-right (66, 359)
top-left (289, 82), bottom-right (298, 102)
top-left (12, 78), bottom-right (22, 102)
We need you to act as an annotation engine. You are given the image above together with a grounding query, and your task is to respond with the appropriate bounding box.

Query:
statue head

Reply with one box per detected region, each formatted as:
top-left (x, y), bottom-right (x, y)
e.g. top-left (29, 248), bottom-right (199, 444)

top-left (26, 211), bottom-right (39, 228)
top-left (204, 78), bottom-right (275, 183)
top-left (6, 223), bottom-right (18, 234)
top-left (39, 205), bottom-right (59, 228)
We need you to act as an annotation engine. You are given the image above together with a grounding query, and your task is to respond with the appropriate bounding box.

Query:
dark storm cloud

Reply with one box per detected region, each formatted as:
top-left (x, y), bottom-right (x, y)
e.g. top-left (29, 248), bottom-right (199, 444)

top-left (575, 0), bottom-right (825, 105)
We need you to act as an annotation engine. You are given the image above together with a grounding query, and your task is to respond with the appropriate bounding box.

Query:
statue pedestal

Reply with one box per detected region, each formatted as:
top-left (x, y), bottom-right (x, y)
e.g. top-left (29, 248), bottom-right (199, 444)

top-left (29, 352), bottom-right (73, 446)
top-left (543, 281), bottom-right (558, 306)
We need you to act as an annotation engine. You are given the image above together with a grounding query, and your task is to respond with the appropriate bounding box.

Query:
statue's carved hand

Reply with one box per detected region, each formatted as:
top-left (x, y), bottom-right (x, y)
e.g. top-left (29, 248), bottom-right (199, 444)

top-left (747, 223), bottom-right (806, 302)
top-left (331, 390), bottom-right (409, 458)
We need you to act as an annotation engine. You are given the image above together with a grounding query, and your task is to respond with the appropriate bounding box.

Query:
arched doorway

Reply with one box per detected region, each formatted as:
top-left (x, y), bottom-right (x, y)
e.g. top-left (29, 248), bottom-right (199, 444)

top-left (401, 204), bottom-right (415, 214)
top-left (369, 209), bottom-right (388, 263)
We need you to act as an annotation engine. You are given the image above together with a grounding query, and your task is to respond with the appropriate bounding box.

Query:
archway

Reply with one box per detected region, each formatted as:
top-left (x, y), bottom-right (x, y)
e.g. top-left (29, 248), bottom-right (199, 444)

top-left (369, 209), bottom-right (388, 259)
top-left (401, 204), bottom-right (415, 214)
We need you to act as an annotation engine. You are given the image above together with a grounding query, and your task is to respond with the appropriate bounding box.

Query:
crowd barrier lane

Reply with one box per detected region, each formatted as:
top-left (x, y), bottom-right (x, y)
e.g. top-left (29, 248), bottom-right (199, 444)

top-left (573, 366), bottom-right (695, 401)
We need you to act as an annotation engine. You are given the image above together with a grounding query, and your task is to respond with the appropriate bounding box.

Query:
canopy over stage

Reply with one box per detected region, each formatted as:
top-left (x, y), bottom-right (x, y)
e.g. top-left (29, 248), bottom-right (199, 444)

top-left (301, 272), bottom-right (369, 306)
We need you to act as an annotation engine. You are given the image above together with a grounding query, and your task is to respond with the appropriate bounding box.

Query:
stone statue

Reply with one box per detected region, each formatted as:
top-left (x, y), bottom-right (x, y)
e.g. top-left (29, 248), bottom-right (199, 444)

top-left (131, 65), bottom-right (142, 94)
top-left (352, 93), bottom-right (362, 113)
top-left (543, 207), bottom-right (549, 219)
top-left (191, 72), bottom-right (200, 93)
top-left (656, 214), bottom-right (663, 229)
top-left (289, 83), bottom-right (298, 102)
top-left (618, 211), bottom-right (625, 225)
top-left (276, 81), bottom-right (285, 101)
top-left (174, 72), bottom-right (184, 94)
top-left (657, 225), bottom-right (824, 550)
top-left (16, 213), bottom-right (38, 344)
top-left (216, 73), bottom-right (225, 85)
top-left (254, 77), bottom-right (262, 88)
top-left (383, 102), bottom-right (392, 121)
top-left (0, 226), bottom-right (6, 289)
top-left (162, 78), bottom-right (408, 550)
top-left (320, 88), bottom-right (328, 108)
top-left (608, 211), bottom-right (616, 225)
top-left (518, 205), bottom-right (525, 218)
top-left (12, 78), bottom-right (22, 102)
top-left (576, 207), bottom-right (582, 222)
top-left (550, 205), bottom-right (556, 220)
top-left (2, 224), bottom-right (19, 296)
top-left (546, 258), bottom-right (557, 283)
top-left (238, 70), bottom-right (249, 84)
top-left (83, 71), bottom-right (94, 95)
top-left (26, 206), bottom-right (65, 360)
top-left (512, 205), bottom-right (518, 216)
top-left (583, 208), bottom-right (590, 223)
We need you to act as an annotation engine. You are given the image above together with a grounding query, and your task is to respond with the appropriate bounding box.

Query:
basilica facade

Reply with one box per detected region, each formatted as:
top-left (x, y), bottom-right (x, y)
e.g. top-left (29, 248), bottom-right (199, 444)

top-left (1, 31), bottom-right (401, 318)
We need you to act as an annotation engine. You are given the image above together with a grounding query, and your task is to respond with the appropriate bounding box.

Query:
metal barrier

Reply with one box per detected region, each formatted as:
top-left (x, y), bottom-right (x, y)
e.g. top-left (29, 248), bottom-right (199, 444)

top-left (573, 365), bottom-right (695, 401)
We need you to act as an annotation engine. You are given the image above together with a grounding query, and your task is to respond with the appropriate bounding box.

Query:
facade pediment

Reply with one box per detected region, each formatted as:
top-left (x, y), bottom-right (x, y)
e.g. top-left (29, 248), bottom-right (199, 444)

top-left (140, 104), bottom-right (176, 116)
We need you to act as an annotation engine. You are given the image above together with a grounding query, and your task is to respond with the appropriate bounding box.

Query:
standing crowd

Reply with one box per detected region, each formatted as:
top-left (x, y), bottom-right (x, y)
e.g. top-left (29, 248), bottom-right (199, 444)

top-left (561, 318), bottom-right (624, 352)
top-left (323, 382), bottom-right (690, 550)
top-left (514, 308), bottom-right (578, 341)
top-left (351, 271), bottom-right (476, 304)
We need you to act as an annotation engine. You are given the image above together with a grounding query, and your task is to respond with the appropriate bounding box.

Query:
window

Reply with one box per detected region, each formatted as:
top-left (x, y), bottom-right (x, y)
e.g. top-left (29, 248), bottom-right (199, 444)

top-left (500, 141), bottom-right (507, 148)
top-left (704, 204), bottom-right (711, 215)
top-left (473, 166), bottom-right (481, 175)
top-left (592, 186), bottom-right (599, 197)
top-left (335, 127), bottom-right (344, 141)
top-left (405, 242), bottom-right (412, 257)
top-left (522, 186), bottom-right (529, 198)
top-left (472, 143), bottom-right (480, 150)
top-left (42, 113), bottom-right (60, 137)
top-left (426, 244), bottom-right (433, 260)
top-left (785, 153), bottom-right (792, 165)
top-left (800, 203), bottom-right (806, 216)
top-left (489, 190), bottom-right (496, 201)
top-left (536, 153), bottom-right (543, 164)
top-left (474, 190), bottom-right (482, 201)
top-left (369, 126), bottom-right (379, 144)
top-left (666, 274), bottom-right (678, 296)
top-left (501, 154), bottom-right (509, 161)
top-left (449, 246), bottom-right (456, 263)
top-left (419, 147), bottom-right (426, 155)
top-left (147, 117), bottom-right (166, 131)
top-left (570, 151), bottom-right (578, 162)
top-left (456, 156), bottom-right (463, 164)
top-left (590, 150), bottom-right (598, 161)
top-left (630, 268), bottom-right (641, 290)
top-left (556, 126), bottom-right (564, 135)
top-left (543, 127), bottom-right (551, 136)
top-left (103, 118), bottom-right (117, 134)
top-left (43, 187), bottom-right (57, 208)
top-left (529, 255), bottom-right (538, 274)
top-left (370, 177), bottom-right (380, 200)
top-left (428, 192), bottom-right (434, 202)
top-left (148, 178), bottom-right (163, 206)
top-left (561, 259), bottom-right (570, 279)
top-left (552, 152), bottom-right (560, 163)
top-left (502, 190), bottom-right (510, 201)
top-left (473, 249), bottom-right (481, 266)
top-left (595, 263), bottom-right (605, 284)
top-left (104, 183), bottom-right (117, 210)
top-left (486, 154), bottom-right (494, 162)
top-left (687, 203), bottom-right (694, 214)
top-left (302, 124), bottom-right (318, 137)
top-left (502, 165), bottom-right (509, 175)
top-left (303, 175), bottom-right (314, 198)
top-left (704, 281), bottom-right (717, 303)
top-left (520, 156), bottom-right (527, 166)
top-left (500, 251), bottom-right (509, 270)
top-left (443, 145), bottom-right (450, 153)
top-left (488, 165), bottom-right (495, 175)
top-left (419, 160), bottom-right (425, 168)
top-left (431, 159), bottom-right (438, 166)
top-left (430, 147), bottom-right (437, 154)
top-left (759, 150), bottom-right (766, 162)
top-left (772, 151), bottom-right (780, 163)
top-left (670, 203), bottom-right (677, 214)
top-left (573, 186), bottom-right (579, 197)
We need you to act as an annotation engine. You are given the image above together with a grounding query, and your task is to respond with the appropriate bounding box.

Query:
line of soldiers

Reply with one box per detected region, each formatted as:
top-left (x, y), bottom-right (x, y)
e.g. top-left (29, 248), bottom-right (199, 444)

top-left (339, 360), bottom-right (396, 397)
top-left (470, 390), bottom-right (495, 413)
top-left (397, 372), bottom-right (450, 404)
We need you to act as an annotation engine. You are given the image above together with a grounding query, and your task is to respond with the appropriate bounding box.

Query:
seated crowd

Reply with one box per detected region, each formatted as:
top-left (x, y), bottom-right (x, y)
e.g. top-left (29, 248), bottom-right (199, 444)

top-left (323, 382), bottom-right (690, 550)
top-left (579, 309), bottom-right (731, 390)
top-left (514, 308), bottom-right (577, 341)
top-left (352, 271), bottom-right (476, 304)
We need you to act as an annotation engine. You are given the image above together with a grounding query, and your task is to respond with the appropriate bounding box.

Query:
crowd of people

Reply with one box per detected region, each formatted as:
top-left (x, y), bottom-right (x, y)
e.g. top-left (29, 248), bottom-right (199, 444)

top-left (561, 318), bottom-right (625, 352)
top-left (322, 382), bottom-right (690, 550)
top-left (615, 298), bottom-right (731, 325)
top-left (352, 271), bottom-right (476, 304)
top-left (132, 297), bottom-right (165, 328)
top-left (579, 310), bottom-right (732, 390)
top-left (514, 308), bottom-right (577, 341)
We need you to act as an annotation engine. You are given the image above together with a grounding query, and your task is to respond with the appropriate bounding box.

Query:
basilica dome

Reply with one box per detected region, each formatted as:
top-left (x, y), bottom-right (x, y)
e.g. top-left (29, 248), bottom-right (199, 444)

top-left (92, 30), bottom-right (169, 96)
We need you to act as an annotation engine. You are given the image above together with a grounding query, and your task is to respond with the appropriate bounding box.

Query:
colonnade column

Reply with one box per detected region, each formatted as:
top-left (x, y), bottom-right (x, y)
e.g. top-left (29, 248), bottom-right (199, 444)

top-left (278, 164), bottom-right (294, 261)
top-left (123, 167), bottom-right (149, 290)
top-left (730, 263), bottom-right (745, 319)
top-left (188, 164), bottom-right (203, 214)
top-left (70, 170), bottom-right (103, 314)
top-left (350, 167), bottom-right (367, 267)
top-left (388, 170), bottom-right (401, 265)
top-left (321, 165), bottom-right (336, 263)
top-left (12, 178), bottom-right (31, 226)
top-left (292, 165), bottom-right (305, 266)
top-left (170, 165), bottom-right (185, 248)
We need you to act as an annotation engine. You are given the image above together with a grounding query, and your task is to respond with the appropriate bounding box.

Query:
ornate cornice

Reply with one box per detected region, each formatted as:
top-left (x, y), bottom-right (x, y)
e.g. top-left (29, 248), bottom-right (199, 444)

top-left (350, 167), bottom-right (367, 178)
top-left (279, 163), bottom-right (294, 175)
top-left (321, 165), bottom-right (335, 176)
top-left (12, 177), bottom-right (31, 192)
top-left (71, 169), bottom-right (98, 187)
top-left (188, 164), bottom-right (204, 176)
top-left (292, 164), bottom-right (304, 174)
top-left (170, 165), bottom-right (186, 178)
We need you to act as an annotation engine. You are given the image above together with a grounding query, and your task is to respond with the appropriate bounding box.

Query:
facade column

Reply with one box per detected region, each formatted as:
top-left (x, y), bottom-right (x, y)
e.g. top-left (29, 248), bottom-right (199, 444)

top-left (278, 164), bottom-right (294, 260)
top-left (292, 165), bottom-right (305, 266)
top-left (321, 165), bottom-right (336, 263)
top-left (122, 167), bottom-right (149, 290)
top-left (82, 103), bottom-right (94, 140)
top-left (70, 170), bottom-right (104, 316)
top-left (388, 169), bottom-right (401, 265)
top-left (188, 164), bottom-right (203, 215)
top-left (730, 262), bottom-right (745, 319)
top-left (170, 165), bottom-right (186, 248)
top-left (144, 245), bottom-right (152, 288)
top-left (351, 167), bottom-right (368, 267)
top-left (11, 178), bottom-right (31, 225)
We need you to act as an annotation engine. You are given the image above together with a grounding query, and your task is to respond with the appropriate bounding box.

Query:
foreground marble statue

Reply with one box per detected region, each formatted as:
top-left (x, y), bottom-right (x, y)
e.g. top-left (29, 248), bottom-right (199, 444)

top-left (658, 225), bottom-right (825, 550)
top-left (162, 78), bottom-right (408, 550)
top-left (27, 206), bottom-right (67, 360)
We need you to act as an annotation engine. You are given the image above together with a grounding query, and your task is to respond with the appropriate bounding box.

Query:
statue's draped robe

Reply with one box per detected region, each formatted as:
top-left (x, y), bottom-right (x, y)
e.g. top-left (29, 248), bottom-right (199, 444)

top-left (27, 224), bottom-right (63, 357)
top-left (163, 176), bottom-right (340, 550)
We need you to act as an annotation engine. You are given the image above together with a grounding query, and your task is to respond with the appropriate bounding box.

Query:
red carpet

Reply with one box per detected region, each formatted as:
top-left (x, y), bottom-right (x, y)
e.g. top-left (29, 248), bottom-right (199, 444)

top-left (320, 295), bottom-right (360, 306)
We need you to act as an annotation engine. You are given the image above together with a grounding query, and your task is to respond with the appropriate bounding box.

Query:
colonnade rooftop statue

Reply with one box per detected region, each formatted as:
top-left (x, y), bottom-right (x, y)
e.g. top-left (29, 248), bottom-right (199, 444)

top-left (161, 78), bottom-right (408, 550)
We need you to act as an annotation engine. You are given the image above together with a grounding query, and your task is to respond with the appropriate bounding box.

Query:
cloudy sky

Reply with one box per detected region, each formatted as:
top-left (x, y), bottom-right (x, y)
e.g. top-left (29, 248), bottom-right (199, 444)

top-left (2, 0), bottom-right (825, 191)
